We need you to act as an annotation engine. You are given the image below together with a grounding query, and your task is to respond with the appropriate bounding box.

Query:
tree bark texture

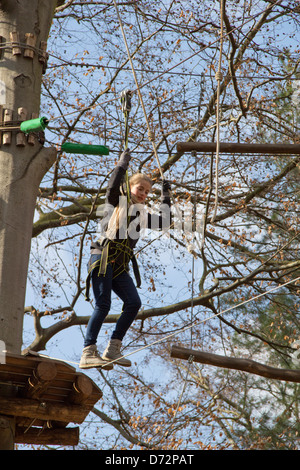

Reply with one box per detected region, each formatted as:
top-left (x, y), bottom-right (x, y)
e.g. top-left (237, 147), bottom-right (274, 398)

top-left (0, 415), bottom-right (15, 450)
top-left (0, 0), bottom-right (57, 356)
top-left (0, 0), bottom-right (58, 450)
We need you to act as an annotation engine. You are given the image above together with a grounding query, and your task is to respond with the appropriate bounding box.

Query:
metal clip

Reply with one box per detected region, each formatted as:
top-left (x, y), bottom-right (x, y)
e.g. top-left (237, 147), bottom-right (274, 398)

top-left (188, 354), bottom-right (194, 364)
top-left (120, 89), bottom-right (132, 113)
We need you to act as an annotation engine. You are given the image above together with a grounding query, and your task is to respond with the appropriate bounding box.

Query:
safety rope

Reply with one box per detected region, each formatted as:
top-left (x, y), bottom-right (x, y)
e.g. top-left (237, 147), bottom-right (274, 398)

top-left (120, 89), bottom-right (132, 201)
top-left (211, 0), bottom-right (225, 223)
top-left (112, 0), bottom-right (193, 264)
top-left (112, 0), bottom-right (164, 181)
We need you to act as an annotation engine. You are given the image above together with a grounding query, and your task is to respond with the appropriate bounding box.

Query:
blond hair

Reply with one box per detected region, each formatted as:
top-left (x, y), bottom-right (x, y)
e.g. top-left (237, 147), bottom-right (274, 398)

top-left (105, 173), bottom-right (151, 240)
top-left (129, 173), bottom-right (153, 188)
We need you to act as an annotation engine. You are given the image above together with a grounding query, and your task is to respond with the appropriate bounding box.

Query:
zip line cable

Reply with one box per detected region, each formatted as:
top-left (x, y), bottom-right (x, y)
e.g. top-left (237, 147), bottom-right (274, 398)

top-left (103, 273), bottom-right (300, 366)
top-left (51, 0), bottom-right (282, 123)
top-left (171, 4), bottom-right (222, 423)
top-left (189, 73), bottom-right (206, 346)
top-left (36, 273), bottom-right (300, 368)
top-left (0, 0), bottom-right (285, 132)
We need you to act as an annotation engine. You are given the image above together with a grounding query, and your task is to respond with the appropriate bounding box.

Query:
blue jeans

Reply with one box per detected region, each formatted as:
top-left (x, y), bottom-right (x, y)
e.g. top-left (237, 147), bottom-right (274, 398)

top-left (84, 256), bottom-right (142, 347)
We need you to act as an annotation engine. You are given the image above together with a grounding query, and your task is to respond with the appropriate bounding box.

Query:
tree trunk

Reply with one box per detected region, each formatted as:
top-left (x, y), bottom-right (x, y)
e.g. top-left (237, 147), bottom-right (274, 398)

top-left (0, 415), bottom-right (15, 450)
top-left (0, 0), bottom-right (58, 449)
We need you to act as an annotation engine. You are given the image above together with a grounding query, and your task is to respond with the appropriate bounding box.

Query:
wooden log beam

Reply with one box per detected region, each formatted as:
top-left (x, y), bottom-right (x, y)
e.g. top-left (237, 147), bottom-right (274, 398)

top-left (16, 417), bottom-right (68, 429)
top-left (176, 142), bottom-right (300, 155)
top-left (23, 361), bottom-right (57, 400)
top-left (68, 375), bottom-right (95, 405)
top-left (170, 345), bottom-right (300, 383)
top-left (15, 426), bottom-right (79, 446)
top-left (0, 395), bottom-right (90, 424)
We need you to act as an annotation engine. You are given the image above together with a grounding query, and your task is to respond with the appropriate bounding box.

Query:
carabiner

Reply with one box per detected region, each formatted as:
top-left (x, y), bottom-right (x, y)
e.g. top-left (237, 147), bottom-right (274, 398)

top-left (120, 89), bottom-right (132, 114)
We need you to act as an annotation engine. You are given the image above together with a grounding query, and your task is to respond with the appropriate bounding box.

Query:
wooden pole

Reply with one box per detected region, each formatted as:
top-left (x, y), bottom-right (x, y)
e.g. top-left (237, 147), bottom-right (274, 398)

top-left (15, 426), bottom-right (79, 446)
top-left (171, 345), bottom-right (300, 383)
top-left (176, 141), bottom-right (300, 155)
top-left (0, 395), bottom-right (90, 424)
top-left (0, 415), bottom-right (15, 450)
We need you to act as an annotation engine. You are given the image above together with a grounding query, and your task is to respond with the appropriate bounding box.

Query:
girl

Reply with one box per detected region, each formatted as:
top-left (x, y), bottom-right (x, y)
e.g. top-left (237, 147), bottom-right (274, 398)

top-left (79, 149), bottom-right (171, 369)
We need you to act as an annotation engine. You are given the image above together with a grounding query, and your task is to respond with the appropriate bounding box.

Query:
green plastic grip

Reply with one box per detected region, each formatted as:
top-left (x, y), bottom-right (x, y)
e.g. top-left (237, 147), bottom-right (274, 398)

top-left (61, 142), bottom-right (109, 155)
top-left (20, 117), bottom-right (49, 133)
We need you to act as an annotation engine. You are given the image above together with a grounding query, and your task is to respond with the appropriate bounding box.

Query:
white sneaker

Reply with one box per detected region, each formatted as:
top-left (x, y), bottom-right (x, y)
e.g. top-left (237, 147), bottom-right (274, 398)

top-left (102, 339), bottom-right (131, 367)
top-left (79, 344), bottom-right (113, 370)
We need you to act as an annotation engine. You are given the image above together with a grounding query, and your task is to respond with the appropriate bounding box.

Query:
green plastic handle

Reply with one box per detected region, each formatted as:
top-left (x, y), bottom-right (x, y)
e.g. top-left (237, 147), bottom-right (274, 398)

top-left (20, 117), bottom-right (49, 133)
top-left (61, 142), bottom-right (109, 155)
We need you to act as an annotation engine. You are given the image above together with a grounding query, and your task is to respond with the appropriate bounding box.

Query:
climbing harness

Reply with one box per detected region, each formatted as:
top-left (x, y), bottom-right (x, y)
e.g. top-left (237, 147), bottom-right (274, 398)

top-left (85, 237), bottom-right (141, 302)
top-left (85, 90), bottom-right (142, 302)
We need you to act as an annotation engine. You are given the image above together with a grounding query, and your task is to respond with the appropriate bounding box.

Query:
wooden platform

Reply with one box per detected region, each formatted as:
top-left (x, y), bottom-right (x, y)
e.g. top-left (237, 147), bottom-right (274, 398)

top-left (0, 352), bottom-right (103, 446)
